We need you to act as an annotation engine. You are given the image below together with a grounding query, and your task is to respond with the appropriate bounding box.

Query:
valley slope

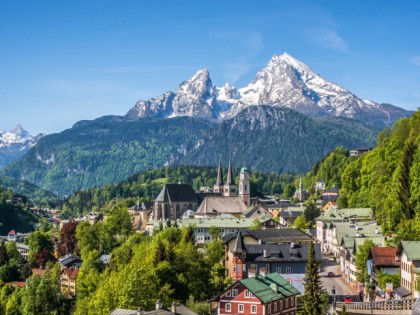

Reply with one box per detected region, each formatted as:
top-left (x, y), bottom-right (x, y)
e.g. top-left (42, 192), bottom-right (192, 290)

top-left (1, 107), bottom-right (377, 196)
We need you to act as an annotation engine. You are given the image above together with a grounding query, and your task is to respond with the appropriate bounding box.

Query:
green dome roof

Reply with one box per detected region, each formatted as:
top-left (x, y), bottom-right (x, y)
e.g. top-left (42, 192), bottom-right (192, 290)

top-left (240, 166), bottom-right (249, 173)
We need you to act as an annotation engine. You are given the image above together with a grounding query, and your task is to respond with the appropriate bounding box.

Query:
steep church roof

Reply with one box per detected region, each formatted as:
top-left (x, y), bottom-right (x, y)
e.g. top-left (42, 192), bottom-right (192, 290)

top-left (155, 184), bottom-right (198, 203)
top-left (215, 161), bottom-right (224, 186)
top-left (225, 161), bottom-right (235, 185)
top-left (232, 231), bottom-right (248, 254)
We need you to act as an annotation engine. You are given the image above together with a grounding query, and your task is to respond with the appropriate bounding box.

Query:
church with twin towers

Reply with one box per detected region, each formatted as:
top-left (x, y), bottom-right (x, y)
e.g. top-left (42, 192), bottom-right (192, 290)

top-left (213, 161), bottom-right (250, 207)
top-left (152, 161), bottom-right (251, 221)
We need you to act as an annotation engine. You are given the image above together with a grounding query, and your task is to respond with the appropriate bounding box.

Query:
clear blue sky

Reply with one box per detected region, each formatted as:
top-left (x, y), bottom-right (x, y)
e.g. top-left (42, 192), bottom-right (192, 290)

top-left (1, 0), bottom-right (420, 134)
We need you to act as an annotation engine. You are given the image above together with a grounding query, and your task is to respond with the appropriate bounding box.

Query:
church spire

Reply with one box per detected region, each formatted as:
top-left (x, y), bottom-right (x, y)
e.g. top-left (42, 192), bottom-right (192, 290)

top-left (216, 160), bottom-right (223, 185)
top-left (226, 161), bottom-right (234, 185)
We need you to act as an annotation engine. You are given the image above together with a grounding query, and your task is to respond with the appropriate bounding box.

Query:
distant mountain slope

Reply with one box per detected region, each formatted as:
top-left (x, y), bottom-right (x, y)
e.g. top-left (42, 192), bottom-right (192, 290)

top-left (1, 107), bottom-right (377, 196)
top-left (126, 53), bottom-right (412, 128)
top-left (1, 116), bottom-right (214, 197)
top-left (179, 106), bottom-right (378, 174)
top-left (0, 124), bottom-right (44, 167)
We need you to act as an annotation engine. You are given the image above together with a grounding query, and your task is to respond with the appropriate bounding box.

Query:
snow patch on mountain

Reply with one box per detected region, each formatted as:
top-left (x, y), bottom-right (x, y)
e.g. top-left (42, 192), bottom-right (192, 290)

top-left (126, 52), bottom-right (412, 128)
top-left (0, 124), bottom-right (44, 167)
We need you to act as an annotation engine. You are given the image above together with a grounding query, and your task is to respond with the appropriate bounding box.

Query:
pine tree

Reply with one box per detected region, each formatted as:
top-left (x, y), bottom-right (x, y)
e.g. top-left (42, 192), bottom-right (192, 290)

top-left (302, 241), bottom-right (323, 315)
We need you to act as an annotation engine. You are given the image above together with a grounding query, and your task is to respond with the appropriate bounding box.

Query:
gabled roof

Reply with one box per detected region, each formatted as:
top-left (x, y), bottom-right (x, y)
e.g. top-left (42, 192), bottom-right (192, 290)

top-left (245, 242), bottom-right (321, 262)
top-left (8, 230), bottom-right (16, 236)
top-left (155, 184), bottom-right (198, 203)
top-left (323, 186), bottom-right (340, 193)
top-left (223, 228), bottom-right (313, 244)
top-left (240, 273), bottom-right (300, 304)
top-left (401, 241), bottom-right (420, 261)
top-left (195, 196), bottom-right (247, 216)
top-left (62, 267), bottom-right (79, 279)
top-left (371, 247), bottom-right (399, 267)
top-left (232, 231), bottom-right (247, 254)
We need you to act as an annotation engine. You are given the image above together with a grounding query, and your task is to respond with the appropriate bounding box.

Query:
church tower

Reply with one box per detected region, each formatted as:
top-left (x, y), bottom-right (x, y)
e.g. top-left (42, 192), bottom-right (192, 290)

top-left (239, 166), bottom-right (250, 207)
top-left (223, 161), bottom-right (237, 197)
top-left (231, 231), bottom-right (247, 281)
top-left (213, 161), bottom-right (224, 194)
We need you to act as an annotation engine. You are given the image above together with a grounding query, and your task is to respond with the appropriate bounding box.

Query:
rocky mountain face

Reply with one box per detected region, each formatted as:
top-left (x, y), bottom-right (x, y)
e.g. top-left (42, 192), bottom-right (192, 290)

top-left (0, 124), bottom-right (44, 167)
top-left (126, 53), bottom-right (412, 128)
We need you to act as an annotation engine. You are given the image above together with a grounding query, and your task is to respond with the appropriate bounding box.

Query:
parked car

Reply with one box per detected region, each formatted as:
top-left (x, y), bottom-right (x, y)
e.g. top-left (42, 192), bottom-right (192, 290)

top-left (344, 296), bottom-right (352, 303)
top-left (327, 272), bottom-right (335, 277)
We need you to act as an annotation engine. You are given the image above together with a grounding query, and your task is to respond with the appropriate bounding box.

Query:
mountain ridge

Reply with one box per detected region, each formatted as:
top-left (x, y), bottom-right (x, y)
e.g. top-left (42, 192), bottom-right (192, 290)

top-left (126, 52), bottom-right (412, 128)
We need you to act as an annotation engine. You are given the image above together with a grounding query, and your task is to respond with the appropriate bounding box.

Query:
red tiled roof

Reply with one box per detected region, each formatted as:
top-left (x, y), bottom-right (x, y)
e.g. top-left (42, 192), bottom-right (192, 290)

top-left (7, 281), bottom-right (26, 288)
top-left (8, 230), bottom-right (16, 235)
top-left (371, 247), bottom-right (400, 267)
top-left (62, 267), bottom-right (79, 279)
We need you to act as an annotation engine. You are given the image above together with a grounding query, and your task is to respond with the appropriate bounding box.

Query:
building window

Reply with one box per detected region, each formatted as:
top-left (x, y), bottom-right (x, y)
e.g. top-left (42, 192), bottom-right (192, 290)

top-left (233, 265), bottom-right (236, 272)
top-left (286, 267), bottom-right (291, 274)
top-left (245, 290), bottom-right (250, 298)
top-left (266, 264), bottom-right (270, 272)
top-left (276, 267), bottom-right (281, 274)
top-left (268, 304), bottom-right (271, 313)
top-left (285, 298), bottom-right (289, 308)
top-left (279, 300), bottom-right (283, 309)
top-left (251, 264), bottom-right (257, 270)
top-left (232, 289), bottom-right (238, 297)
top-left (274, 302), bottom-right (278, 311)
top-left (244, 184), bottom-right (247, 191)
top-left (226, 303), bottom-right (231, 312)
top-left (238, 304), bottom-right (244, 313)
top-left (291, 297), bottom-right (295, 306)
top-left (251, 305), bottom-right (257, 313)
top-left (251, 292), bottom-right (256, 298)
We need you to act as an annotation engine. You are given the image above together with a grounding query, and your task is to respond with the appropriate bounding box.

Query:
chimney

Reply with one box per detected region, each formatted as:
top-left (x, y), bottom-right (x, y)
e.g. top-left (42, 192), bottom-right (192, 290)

top-left (263, 249), bottom-right (267, 258)
top-left (375, 228), bottom-right (379, 234)
top-left (171, 302), bottom-right (176, 314)
top-left (155, 299), bottom-right (162, 310)
top-left (136, 307), bottom-right (144, 315)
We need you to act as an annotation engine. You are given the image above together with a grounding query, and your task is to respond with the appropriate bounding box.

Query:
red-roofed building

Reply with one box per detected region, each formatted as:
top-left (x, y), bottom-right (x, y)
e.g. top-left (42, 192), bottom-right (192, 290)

top-left (369, 247), bottom-right (400, 298)
top-left (61, 267), bottom-right (79, 297)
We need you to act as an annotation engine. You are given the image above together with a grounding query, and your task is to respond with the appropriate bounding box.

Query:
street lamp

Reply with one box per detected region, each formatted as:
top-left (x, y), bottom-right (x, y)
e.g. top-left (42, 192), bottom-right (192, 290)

top-left (331, 285), bottom-right (337, 309)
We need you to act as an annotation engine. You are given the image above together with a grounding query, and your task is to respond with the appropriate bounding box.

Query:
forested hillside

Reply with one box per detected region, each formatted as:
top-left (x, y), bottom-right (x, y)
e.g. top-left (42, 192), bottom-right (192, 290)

top-left (0, 186), bottom-right (38, 234)
top-left (59, 166), bottom-right (295, 218)
top-left (339, 110), bottom-right (420, 235)
top-left (2, 107), bottom-right (378, 197)
top-left (0, 175), bottom-right (58, 206)
top-left (303, 147), bottom-right (356, 194)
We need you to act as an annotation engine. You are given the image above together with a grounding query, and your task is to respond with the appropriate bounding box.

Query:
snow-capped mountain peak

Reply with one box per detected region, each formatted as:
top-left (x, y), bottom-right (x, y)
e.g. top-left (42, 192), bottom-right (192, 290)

top-left (126, 52), bottom-right (412, 128)
top-left (0, 124), bottom-right (45, 167)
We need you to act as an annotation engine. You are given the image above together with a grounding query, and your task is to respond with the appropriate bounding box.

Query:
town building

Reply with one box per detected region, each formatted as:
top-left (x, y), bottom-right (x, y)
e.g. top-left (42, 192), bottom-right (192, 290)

top-left (60, 266), bottom-right (79, 297)
top-left (368, 247), bottom-right (400, 300)
top-left (397, 241), bottom-right (420, 299)
top-left (294, 177), bottom-right (308, 202)
top-left (316, 207), bottom-right (374, 254)
top-left (215, 272), bottom-right (300, 315)
top-left (223, 229), bottom-right (316, 293)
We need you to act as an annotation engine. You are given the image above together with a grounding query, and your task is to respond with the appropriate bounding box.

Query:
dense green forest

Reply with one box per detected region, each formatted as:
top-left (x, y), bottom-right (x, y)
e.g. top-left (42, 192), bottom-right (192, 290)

top-left (0, 207), bottom-right (225, 315)
top-left (2, 107), bottom-right (377, 197)
top-left (0, 186), bottom-right (38, 234)
top-left (336, 110), bottom-right (420, 235)
top-left (59, 165), bottom-right (295, 218)
top-left (303, 147), bottom-right (356, 194)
